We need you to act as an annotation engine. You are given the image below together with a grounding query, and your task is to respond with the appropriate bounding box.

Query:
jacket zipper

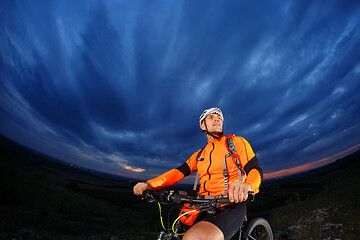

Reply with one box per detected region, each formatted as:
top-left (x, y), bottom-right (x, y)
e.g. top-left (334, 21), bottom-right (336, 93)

top-left (203, 143), bottom-right (214, 195)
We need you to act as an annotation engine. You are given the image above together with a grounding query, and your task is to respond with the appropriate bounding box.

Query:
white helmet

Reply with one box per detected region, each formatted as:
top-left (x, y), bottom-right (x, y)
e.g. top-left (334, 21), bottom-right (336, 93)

top-left (199, 108), bottom-right (224, 126)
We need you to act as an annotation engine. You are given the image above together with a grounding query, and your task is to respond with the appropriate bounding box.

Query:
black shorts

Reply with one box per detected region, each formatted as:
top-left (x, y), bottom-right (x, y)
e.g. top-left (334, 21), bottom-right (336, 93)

top-left (196, 202), bottom-right (247, 240)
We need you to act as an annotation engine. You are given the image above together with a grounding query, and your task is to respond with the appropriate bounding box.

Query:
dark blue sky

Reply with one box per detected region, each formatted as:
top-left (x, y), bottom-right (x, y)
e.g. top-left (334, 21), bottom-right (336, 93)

top-left (1, 0), bottom-right (360, 182)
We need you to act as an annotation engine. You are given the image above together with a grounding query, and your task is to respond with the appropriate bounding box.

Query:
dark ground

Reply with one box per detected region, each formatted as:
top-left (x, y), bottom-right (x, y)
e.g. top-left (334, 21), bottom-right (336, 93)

top-left (0, 134), bottom-right (359, 239)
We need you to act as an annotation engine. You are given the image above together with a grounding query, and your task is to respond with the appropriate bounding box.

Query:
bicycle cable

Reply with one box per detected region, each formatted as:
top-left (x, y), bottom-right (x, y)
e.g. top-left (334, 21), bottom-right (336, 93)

top-left (157, 202), bottom-right (171, 231)
top-left (171, 209), bottom-right (199, 236)
top-left (158, 201), bottom-right (199, 236)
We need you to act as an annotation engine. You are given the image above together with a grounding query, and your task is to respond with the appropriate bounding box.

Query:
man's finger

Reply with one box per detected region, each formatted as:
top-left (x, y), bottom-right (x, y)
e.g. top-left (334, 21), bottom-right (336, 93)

top-left (228, 185), bottom-right (234, 202)
top-left (221, 190), bottom-right (228, 196)
top-left (242, 190), bottom-right (248, 202)
top-left (233, 184), bottom-right (240, 203)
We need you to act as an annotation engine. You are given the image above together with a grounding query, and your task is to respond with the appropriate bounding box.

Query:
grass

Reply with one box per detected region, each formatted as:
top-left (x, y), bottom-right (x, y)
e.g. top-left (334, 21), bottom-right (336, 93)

top-left (264, 158), bottom-right (360, 240)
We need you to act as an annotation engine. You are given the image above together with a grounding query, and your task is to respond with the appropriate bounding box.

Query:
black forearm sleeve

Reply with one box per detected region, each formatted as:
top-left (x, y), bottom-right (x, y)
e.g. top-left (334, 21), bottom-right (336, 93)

top-left (244, 156), bottom-right (263, 180)
top-left (176, 162), bottom-right (191, 177)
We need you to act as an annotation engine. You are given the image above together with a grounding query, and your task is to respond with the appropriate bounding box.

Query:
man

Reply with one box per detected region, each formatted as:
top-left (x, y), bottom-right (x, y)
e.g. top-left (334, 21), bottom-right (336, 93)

top-left (133, 108), bottom-right (263, 240)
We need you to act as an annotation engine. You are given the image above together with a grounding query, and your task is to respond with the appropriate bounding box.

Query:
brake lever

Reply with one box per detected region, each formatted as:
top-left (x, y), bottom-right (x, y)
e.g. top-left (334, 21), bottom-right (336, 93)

top-left (143, 189), bottom-right (157, 203)
top-left (247, 191), bottom-right (254, 203)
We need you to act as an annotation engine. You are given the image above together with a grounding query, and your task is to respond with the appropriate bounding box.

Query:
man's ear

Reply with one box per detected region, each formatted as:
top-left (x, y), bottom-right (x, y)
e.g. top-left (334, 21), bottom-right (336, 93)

top-left (200, 121), bottom-right (206, 131)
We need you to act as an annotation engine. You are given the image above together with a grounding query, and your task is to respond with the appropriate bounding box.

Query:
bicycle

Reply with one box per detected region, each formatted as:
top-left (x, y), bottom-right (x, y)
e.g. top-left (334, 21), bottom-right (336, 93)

top-left (138, 188), bottom-right (274, 240)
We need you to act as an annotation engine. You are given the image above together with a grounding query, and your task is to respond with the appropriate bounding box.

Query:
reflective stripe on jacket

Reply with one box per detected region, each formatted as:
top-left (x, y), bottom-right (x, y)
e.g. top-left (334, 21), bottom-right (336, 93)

top-left (147, 135), bottom-right (262, 196)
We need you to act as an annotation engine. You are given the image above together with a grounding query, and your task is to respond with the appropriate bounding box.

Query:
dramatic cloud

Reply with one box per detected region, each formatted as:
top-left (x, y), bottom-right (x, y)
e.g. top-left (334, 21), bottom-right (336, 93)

top-left (1, 0), bottom-right (360, 181)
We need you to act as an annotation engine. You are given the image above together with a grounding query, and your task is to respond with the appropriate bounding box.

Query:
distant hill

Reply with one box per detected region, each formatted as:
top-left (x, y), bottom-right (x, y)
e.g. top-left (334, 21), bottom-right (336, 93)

top-left (255, 148), bottom-right (360, 240)
top-left (265, 148), bottom-right (360, 184)
top-left (253, 148), bottom-right (360, 210)
top-left (0, 134), bottom-right (136, 189)
top-left (0, 134), bottom-right (159, 239)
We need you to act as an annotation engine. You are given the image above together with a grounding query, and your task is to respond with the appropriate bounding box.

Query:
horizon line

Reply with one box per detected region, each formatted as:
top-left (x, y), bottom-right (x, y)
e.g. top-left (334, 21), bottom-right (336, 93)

top-left (263, 143), bottom-right (360, 180)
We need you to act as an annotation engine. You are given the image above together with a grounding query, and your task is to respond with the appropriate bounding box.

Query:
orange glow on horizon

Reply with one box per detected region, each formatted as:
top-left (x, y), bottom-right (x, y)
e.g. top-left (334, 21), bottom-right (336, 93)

top-left (264, 144), bottom-right (360, 180)
top-left (117, 163), bottom-right (146, 173)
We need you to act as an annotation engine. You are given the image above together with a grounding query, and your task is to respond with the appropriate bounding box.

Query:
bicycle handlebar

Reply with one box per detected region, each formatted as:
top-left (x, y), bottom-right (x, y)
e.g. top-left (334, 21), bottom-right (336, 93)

top-left (142, 189), bottom-right (254, 206)
top-left (132, 182), bottom-right (259, 238)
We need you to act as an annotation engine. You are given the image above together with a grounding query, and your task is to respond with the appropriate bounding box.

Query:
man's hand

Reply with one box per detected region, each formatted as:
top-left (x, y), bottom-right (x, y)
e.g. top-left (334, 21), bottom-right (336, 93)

top-left (133, 182), bottom-right (151, 195)
top-left (222, 182), bottom-right (253, 203)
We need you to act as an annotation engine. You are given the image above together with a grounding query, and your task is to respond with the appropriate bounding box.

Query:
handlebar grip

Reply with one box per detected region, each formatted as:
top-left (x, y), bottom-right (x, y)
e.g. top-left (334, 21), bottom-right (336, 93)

top-left (129, 181), bottom-right (137, 187)
top-left (218, 198), bottom-right (232, 204)
top-left (218, 191), bottom-right (254, 204)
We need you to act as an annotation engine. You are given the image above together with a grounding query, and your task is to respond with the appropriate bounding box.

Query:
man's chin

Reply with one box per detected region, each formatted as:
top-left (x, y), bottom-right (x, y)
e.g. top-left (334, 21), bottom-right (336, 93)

top-left (212, 131), bottom-right (223, 136)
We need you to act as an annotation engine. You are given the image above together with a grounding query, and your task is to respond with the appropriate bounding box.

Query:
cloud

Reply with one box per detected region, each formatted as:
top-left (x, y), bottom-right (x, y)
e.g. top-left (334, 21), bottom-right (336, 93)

top-left (0, 0), bottom-right (359, 181)
top-left (106, 154), bottom-right (145, 173)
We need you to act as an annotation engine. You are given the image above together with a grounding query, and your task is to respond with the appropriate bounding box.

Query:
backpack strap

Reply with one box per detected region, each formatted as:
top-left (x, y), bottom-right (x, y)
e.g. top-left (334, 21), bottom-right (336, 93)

top-left (225, 135), bottom-right (247, 183)
top-left (193, 146), bottom-right (206, 191)
top-left (196, 146), bottom-right (206, 161)
top-left (223, 155), bottom-right (229, 191)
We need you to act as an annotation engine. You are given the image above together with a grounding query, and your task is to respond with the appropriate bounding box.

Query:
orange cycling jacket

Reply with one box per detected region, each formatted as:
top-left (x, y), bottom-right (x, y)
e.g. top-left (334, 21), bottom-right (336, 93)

top-left (147, 135), bottom-right (263, 196)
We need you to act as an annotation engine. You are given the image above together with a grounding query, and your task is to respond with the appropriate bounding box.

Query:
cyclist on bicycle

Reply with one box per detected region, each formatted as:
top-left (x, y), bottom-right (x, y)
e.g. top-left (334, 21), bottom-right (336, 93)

top-left (134, 108), bottom-right (263, 240)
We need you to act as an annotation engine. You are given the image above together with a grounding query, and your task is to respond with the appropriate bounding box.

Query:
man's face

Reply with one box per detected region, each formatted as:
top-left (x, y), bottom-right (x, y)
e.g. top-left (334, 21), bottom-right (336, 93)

top-left (200, 113), bottom-right (223, 133)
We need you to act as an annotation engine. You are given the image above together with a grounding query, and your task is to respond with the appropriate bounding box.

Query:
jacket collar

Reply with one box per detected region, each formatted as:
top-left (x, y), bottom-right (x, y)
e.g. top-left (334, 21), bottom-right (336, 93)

top-left (207, 134), bottom-right (225, 144)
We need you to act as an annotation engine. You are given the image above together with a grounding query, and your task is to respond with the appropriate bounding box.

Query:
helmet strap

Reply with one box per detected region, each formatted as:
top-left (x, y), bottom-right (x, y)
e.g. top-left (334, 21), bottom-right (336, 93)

top-left (203, 121), bottom-right (223, 139)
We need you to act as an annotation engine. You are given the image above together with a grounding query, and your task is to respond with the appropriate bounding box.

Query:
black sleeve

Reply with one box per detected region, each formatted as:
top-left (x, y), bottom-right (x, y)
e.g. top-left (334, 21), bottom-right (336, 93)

top-left (244, 156), bottom-right (263, 180)
top-left (176, 162), bottom-right (191, 177)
